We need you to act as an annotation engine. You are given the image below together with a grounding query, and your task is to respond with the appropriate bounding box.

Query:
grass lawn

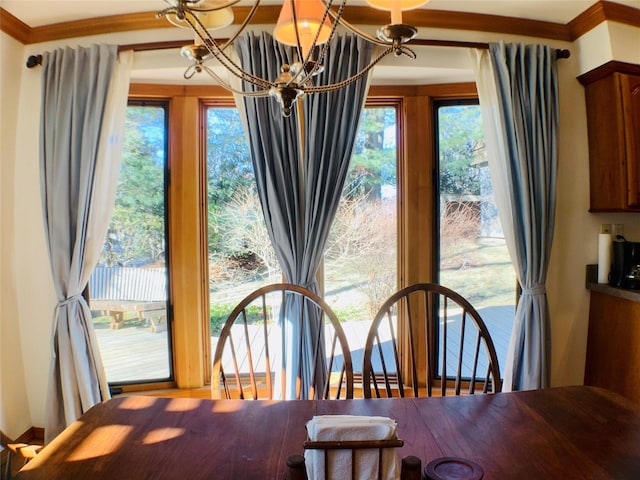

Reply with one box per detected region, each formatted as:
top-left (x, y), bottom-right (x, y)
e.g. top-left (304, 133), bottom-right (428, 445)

top-left (440, 237), bottom-right (516, 309)
top-left (206, 236), bottom-right (515, 329)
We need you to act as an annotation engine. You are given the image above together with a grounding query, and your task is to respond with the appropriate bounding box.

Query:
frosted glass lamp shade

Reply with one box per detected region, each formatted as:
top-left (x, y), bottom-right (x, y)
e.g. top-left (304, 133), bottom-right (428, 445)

top-left (274, 0), bottom-right (333, 57)
top-left (366, 0), bottom-right (429, 24)
top-left (365, 0), bottom-right (429, 10)
top-left (166, 7), bottom-right (234, 30)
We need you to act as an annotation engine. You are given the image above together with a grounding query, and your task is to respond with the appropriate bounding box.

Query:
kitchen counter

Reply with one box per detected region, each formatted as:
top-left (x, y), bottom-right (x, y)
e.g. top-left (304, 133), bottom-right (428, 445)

top-left (584, 264), bottom-right (640, 404)
top-left (585, 264), bottom-right (640, 303)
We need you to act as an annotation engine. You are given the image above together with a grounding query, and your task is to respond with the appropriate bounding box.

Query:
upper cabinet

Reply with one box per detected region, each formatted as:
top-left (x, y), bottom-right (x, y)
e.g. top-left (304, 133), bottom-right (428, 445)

top-left (579, 62), bottom-right (640, 212)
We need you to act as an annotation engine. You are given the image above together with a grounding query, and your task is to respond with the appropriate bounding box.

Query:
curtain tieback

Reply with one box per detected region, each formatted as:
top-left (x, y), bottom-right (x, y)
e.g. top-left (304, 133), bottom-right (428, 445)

top-left (57, 293), bottom-right (84, 307)
top-left (521, 285), bottom-right (546, 296)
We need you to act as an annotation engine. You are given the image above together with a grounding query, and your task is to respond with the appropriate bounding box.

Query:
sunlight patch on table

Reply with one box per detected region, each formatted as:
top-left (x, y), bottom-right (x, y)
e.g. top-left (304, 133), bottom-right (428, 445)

top-left (165, 398), bottom-right (199, 412)
top-left (67, 425), bottom-right (133, 461)
top-left (142, 427), bottom-right (186, 445)
top-left (118, 396), bottom-right (158, 410)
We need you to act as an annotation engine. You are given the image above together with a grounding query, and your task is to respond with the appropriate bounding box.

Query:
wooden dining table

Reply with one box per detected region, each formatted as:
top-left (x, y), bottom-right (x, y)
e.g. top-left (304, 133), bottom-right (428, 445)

top-left (16, 386), bottom-right (640, 479)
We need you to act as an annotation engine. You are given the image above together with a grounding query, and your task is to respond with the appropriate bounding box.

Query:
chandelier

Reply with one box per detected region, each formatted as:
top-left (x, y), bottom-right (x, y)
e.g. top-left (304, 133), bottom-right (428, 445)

top-left (158, 0), bottom-right (428, 116)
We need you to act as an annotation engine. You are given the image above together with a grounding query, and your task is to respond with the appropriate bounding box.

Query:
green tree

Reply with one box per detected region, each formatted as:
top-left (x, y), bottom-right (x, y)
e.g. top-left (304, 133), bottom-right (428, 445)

top-left (206, 108), bottom-right (254, 257)
top-left (348, 107), bottom-right (396, 199)
top-left (438, 105), bottom-right (484, 195)
top-left (101, 105), bottom-right (166, 266)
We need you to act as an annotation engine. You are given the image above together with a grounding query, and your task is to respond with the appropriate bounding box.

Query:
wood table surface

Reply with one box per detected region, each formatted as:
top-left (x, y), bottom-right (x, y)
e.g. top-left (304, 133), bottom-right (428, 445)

top-left (16, 386), bottom-right (640, 479)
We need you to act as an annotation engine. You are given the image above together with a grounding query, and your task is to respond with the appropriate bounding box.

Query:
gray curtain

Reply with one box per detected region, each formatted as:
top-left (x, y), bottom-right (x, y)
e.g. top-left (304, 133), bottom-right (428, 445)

top-left (236, 32), bottom-right (304, 284)
top-left (475, 43), bottom-right (559, 391)
top-left (40, 44), bottom-right (126, 442)
top-left (236, 33), bottom-right (372, 397)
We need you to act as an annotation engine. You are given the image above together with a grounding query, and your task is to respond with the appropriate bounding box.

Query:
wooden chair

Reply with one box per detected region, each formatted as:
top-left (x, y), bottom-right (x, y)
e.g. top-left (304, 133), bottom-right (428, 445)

top-left (212, 283), bottom-right (353, 400)
top-left (1, 431), bottom-right (42, 480)
top-left (362, 283), bottom-right (501, 398)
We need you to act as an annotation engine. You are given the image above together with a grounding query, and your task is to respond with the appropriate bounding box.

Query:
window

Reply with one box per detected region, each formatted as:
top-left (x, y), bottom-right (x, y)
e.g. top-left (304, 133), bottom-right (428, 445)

top-left (323, 104), bottom-right (399, 372)
top-left (204, 104), bottom-right (281, 356)
top-left (103, 84), bottom-right (509, 393)
top-left (204, 102), bottom-right (398, 370)
top-left (435, 100), bottom-right (515, 373)
top-left (91, 101), bottom-right (172, 386)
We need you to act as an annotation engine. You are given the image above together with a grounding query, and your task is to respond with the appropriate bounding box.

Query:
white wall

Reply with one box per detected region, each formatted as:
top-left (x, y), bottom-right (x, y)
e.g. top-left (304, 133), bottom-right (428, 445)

top-left (554, 21), bottom-right (640, 387)
top-left (577, 22), bottom-right (640, 74)
top-left (12, 53), bottom-right (57, 431)
top-left (0, 31), bottom-right (33, 439)
top-left (2, 20), bottom-right (639, 432)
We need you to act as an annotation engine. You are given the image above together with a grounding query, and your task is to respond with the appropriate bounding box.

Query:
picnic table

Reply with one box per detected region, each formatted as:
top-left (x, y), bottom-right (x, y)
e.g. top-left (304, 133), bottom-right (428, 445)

top-left (89, 266), bottom-right (168, 332)
top-left (90, 299), bottom-right (167, 332)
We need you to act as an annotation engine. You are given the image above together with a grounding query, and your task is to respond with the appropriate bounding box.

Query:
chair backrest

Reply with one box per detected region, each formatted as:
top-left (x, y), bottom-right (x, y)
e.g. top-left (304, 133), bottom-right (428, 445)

top-left (362, 283), bottom-right (501, 398)
top-left (212, 283), bottom-right (353, 400)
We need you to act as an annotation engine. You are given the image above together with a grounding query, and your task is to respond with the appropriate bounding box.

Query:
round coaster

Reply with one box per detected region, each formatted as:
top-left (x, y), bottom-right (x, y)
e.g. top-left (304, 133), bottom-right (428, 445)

top-left (424, 456), bottom-right (484, 480)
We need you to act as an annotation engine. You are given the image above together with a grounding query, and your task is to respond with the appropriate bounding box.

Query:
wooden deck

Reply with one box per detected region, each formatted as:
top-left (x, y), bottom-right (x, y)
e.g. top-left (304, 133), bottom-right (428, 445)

top-left (94, 305), bottom-right (514, 385)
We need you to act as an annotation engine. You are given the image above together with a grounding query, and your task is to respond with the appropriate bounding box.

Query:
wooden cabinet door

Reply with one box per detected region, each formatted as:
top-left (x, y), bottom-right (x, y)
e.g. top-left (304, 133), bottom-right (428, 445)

top-left (622, 74), bottom-right (640, 208)
top-left (583, 73), bottom-right (628, 211)
top-left (585, 291), bottom-right (640, 404)
top-left (579, 63), bottom-right (640, 212)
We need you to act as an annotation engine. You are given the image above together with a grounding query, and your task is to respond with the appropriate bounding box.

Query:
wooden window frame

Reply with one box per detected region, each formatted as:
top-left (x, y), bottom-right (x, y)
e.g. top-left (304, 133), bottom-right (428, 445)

top-left (118, 82), bottom-right (477, 394)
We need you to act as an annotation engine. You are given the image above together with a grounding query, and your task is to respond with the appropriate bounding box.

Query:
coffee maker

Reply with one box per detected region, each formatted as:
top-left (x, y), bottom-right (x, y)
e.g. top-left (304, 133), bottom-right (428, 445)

top-left (610, 236), bottom-right (640, 290)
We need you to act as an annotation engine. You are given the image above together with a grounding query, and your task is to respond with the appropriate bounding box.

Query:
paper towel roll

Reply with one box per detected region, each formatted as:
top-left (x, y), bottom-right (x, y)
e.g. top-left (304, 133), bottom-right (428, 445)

top-left (598, 233), bottom-right (612, 283)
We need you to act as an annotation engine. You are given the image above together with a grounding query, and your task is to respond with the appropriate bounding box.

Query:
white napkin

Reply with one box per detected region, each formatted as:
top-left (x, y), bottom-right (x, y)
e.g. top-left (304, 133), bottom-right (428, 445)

top-left (304, 415), bottom-right (400, 480)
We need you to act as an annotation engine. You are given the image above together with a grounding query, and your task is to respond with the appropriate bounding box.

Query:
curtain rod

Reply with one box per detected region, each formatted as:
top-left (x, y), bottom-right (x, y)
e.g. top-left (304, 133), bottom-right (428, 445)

top-left (25, 40), bottom-right (570, 68)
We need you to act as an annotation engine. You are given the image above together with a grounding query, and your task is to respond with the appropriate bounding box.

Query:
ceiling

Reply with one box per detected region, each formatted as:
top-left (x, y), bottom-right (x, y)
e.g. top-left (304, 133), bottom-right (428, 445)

top-left (3, 0), bottom-right (640, 29)
top-left (4, 1), bottom-right (639, 86)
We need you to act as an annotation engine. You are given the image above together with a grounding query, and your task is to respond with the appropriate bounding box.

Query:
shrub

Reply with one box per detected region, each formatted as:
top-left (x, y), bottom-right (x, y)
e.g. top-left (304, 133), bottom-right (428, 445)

top-left (210, 303), bottom-right (273, 335)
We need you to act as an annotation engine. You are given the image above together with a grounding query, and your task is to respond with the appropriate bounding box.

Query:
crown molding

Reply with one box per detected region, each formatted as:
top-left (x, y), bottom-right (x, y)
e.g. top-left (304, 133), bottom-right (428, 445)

top-left (403, 9), bottom-right (569, 41)
top-left (577, 60), bottom-right (640, 85)
top-left (30, 11), bottom-right (163, 44)
top-left (569, 0), bottom-right (640, 40)
top-left (0, 8), bottom-right (31, 44)
top-left (2, 2), bottom-right (638, 46)
top-left (2, 5), bottom-right (570, 45)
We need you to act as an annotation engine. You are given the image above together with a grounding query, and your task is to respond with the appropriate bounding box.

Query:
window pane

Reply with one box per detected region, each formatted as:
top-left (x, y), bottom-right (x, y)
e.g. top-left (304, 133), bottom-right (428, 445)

top-left (91, 103), bottom-right (172, 384)
top-left (205, 107), bottom-right (281, 358)
top-left (324, 106), bottom-right (398, 368)
top-left (205, 106), bottom-right (398, 377)
top-left (437, 102), bottom-right (515, 374)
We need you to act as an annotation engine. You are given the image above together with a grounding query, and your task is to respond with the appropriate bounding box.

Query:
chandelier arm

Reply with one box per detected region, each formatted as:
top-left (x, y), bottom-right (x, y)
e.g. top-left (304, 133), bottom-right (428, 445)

top-left (310, 1), bottom-right (345, 75)
top-left (214, 0), bottom-right (261, 52)
top-left (203, 46), bottom-right (274, 89)
top-left (289, 0), bottom-right (304, 64)
top-left (161, 1), bottom-right (422, 116)
top-left (297, 0), bottom-right (338, 68)
top-left (285, 0), bottom-right (330, 86)
top-left (163, 1), bottom-right (261, 54)
top-left (324, 5), bottom-right (393, 47)
top-left (183, 63), bottom-right (199, 79)
top-left (204, 44), bottom-right (275, 89)
top-left (200, 65), bottom-right (270, 97)
top-left (303, 45), bottom-right (395, 93)
top-left (186, 0), bottom-right (244, 13)
top-left (289, 0), bottom-right (348, 88)
top-left (182, 9), bottom-right (275, 89)
top-left (398, 45), bottom-right (417, 59)
top-left (292, 40), bottom-right (329, 87)
top-left (158, 4), bottom-right (272, 89)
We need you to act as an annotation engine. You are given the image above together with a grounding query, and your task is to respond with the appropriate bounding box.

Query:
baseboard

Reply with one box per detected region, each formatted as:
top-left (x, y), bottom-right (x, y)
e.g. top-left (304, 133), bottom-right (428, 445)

top-left (1, 425), bottom-right (44, 449)
top-left (1, 427), bottom-right (44, 478)
top-left (22, 427), bottom-right (43, 444)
